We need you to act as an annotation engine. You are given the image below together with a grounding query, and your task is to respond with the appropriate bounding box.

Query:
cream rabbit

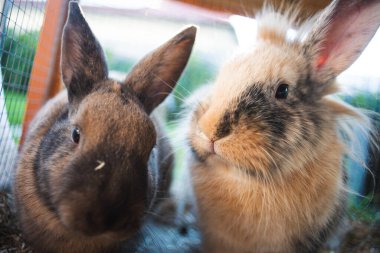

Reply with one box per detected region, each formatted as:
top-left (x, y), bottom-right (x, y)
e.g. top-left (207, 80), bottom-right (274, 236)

top-left (185, 0), bottom-right (380, 252)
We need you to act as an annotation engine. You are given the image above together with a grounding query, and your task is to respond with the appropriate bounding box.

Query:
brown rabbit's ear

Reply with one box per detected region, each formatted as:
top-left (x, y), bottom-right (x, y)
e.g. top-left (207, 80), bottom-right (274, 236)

top-left (304, 0), bottom-right (380, 83)
top-left (124, 26), bottom-right (196, 113)
top-left (61, 1), bottom-right (108, 104)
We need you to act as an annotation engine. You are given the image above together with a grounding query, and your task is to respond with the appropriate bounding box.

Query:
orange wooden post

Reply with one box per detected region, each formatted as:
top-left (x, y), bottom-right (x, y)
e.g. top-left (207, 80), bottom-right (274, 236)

top-left (20, 0), bottom-right (70, 146)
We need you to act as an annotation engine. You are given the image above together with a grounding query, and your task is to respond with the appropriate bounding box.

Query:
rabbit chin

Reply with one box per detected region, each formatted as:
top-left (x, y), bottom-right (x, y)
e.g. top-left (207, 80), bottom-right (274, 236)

top-left (57, 193), bottom-right (143, 240)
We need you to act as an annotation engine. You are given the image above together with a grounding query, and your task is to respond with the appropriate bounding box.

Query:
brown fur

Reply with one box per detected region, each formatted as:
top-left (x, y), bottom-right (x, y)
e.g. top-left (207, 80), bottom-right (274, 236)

top-left (14, 2), bottom-right (196, 253)
top-left (184, 0), bottom-right (380, 252)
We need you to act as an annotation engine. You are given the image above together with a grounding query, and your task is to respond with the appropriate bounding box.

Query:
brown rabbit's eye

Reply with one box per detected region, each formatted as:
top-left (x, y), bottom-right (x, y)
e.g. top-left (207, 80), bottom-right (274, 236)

top-left (275, 83), bottom-right (289, 99)
top-left (72, 128), bottom-right (80, 144)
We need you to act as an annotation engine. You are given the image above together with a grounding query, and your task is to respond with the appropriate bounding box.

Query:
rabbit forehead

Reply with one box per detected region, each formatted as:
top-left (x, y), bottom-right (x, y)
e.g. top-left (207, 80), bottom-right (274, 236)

top-left (73, 86), bottom-right (155, 153)
top-left (209, 42), bottom-right (306, 114)
top-left (217, 42), bottom-right (305, 92)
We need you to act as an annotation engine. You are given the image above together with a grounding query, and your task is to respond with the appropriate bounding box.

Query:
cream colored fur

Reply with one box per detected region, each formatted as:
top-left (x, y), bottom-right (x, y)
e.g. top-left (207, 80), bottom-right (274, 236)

top-left (184, 1), bottom-right (379, 252)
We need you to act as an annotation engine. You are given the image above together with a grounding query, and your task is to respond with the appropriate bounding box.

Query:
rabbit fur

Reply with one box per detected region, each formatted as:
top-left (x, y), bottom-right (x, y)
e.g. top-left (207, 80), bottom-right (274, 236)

top-left (14, 2), bottom-right (196, 253)
top-left (184, 0), bottom-right (380, 252)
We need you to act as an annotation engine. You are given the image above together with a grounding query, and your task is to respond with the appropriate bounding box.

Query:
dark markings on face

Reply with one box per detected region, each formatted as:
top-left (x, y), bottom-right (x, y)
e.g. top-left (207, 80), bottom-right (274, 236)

top-left (215, 86), bottom-right (264, 139)
top-left (293, 76), bottom-right (310, 104)
top-left (292, 75), bottom-right (328, 140)
top-left (294, 73), bottom-right (331, 104)
top-left (266, 108), bottom-right (288, 140)
top-left (215, 111), bottom-right (232, 139)
top-left (215, 85), bottom-right (288, 142)
top-left (33, 106), bottom-right (69, 213)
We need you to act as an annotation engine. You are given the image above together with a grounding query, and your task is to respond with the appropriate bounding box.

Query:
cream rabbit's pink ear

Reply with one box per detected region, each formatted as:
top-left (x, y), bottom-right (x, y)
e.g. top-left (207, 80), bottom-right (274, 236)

top-left (304, 0), bottom-right (380, 83)
top-left (124, 26), bottom-right (196, 114)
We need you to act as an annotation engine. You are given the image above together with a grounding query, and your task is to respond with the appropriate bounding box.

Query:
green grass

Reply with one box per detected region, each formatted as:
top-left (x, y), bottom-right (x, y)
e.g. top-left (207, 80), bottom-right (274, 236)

top-left (1, 29), bottom-right (37, 128)
top-left (3, 90), bottom-right (26, 126)
top-left (1, 30), bottom-right (39, 91)
top-left (104, 49), bottom-right (134, 73)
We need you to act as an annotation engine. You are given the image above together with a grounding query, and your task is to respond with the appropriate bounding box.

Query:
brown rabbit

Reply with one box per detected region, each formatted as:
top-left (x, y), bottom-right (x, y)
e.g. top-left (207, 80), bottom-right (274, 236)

top-left (185, 0), bottom-right (380, 252)
top-left (14, 2), bottom-right (196, 253)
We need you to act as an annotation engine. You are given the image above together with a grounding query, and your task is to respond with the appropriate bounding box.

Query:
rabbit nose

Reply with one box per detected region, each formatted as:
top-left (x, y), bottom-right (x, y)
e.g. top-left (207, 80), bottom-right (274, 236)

top-left (198, 127), bottom-right (215, 154)
top-left (198, 109), bottom-right (219, 139)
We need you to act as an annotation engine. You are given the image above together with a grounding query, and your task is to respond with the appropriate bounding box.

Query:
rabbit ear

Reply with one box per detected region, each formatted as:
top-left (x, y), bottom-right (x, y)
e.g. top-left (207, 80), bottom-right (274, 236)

top-left (124, 26), bottom-right (196, 113)
top-left (305, 0), bottom-right (380, 83)
top-left (61, 1), bottom-right (108, 104)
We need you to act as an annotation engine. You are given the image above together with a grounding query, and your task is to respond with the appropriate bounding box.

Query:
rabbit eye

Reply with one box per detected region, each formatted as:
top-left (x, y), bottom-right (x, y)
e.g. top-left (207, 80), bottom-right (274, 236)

top-left (275, 83), bottom-right (289, 99)
top-left (72, 128), bottom-right (80, 144)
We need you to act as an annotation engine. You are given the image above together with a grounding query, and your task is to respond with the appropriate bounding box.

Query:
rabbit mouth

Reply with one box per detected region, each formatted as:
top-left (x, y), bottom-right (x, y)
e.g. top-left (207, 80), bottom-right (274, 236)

top-left (190, 125), bottom-right (229, 162)
top-left (193, 125), bottom-right (278, 176)
top-left (191, 129), bottom-right (230, 164)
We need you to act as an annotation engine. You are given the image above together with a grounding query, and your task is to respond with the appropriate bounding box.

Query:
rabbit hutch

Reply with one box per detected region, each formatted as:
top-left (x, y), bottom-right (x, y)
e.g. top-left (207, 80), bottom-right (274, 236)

top-left (0, 0), bottom-right (379, 252)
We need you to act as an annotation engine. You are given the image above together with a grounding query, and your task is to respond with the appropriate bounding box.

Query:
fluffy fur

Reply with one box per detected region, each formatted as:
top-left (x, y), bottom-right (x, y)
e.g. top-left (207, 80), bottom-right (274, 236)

top-left (14, 2), bottom-right (196, 253)
top-left (184, 0), bottom-right (380, 252)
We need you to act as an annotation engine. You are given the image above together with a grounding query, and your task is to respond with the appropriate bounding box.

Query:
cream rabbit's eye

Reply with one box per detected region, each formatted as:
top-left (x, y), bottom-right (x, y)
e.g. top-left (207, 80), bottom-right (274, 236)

top-left (71, 128), bottom-right (80, 144)
top-left (275, 83), bottom-right (289, 99)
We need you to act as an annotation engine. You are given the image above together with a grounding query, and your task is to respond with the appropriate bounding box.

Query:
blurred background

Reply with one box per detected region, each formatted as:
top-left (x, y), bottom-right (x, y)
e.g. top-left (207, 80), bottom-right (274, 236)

top-left (0, 0), bottom-right (379, 251)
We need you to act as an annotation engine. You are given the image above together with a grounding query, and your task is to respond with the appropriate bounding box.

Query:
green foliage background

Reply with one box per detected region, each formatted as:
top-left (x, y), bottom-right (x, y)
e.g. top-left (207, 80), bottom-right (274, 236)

top-left (1, 30), bottom-right (39, 126)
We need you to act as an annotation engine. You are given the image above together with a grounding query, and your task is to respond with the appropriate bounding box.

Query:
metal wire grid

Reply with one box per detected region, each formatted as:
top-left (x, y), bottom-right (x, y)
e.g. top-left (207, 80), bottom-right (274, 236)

top-left (0, 0), bottom-right (46, 190)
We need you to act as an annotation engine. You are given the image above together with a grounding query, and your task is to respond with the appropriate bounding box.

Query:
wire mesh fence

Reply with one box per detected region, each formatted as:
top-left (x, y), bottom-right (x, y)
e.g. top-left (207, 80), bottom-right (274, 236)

top-left (0, 0), bottom-right (46, 190)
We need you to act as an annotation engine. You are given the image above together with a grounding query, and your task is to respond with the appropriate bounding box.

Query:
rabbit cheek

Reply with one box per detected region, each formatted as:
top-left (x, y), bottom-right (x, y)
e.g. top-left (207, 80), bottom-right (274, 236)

top-left (215, 129), bottom-right (271, 175)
